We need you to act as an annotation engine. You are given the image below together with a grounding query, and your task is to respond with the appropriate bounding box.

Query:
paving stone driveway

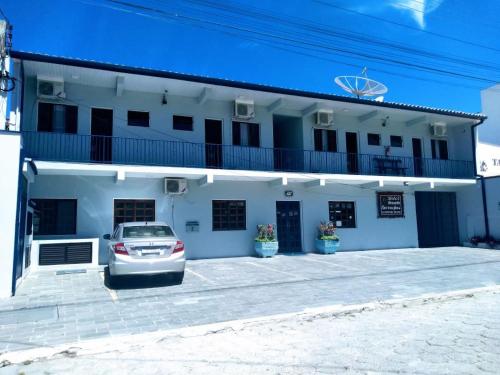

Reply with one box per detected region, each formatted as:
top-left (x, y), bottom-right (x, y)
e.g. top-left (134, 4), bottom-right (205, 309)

top-left (1, 247), bottom-right (500, 353)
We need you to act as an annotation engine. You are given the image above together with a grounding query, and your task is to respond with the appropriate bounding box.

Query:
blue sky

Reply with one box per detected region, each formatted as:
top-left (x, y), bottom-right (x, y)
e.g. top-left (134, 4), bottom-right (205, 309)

top-left (3, 0), bottom-right (499, 113)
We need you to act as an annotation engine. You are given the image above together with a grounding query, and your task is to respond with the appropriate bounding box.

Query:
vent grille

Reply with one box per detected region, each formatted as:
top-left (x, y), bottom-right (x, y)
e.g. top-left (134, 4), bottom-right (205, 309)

top-left (39, 242), bottom-right (92, 266)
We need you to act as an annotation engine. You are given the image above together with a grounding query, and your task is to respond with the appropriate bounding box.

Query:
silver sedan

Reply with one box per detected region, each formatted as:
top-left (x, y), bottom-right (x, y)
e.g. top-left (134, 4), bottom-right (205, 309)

top-left (103, 221), bottom-right (185, 285)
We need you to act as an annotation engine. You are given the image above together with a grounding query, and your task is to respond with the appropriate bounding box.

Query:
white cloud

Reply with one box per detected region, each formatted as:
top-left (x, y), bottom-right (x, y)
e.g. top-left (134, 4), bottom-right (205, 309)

top-left (389, 0), bottom-right (444, 29)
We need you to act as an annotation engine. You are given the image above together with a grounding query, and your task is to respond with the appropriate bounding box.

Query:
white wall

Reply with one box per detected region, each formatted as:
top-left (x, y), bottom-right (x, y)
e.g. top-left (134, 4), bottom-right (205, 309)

top-left (479, 85), bottom-right (500, 146)
top-left (29, 175), bottom-right (419, 263)
top-left (0, 132), bottom-right (21, 298)
top-left (485, 177), bottom-right (500, 239)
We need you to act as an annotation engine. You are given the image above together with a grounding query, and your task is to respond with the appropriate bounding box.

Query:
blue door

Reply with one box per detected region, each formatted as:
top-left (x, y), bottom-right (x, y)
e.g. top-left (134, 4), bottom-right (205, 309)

top-left (276, 201), bottom-right (302, 253)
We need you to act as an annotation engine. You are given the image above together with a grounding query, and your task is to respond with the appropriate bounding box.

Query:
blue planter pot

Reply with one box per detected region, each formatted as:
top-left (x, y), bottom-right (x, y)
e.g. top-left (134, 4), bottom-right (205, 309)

top-left (315, 239), bottom-right (340, 254)
top-left (255, 241), bottom-right (279, 257)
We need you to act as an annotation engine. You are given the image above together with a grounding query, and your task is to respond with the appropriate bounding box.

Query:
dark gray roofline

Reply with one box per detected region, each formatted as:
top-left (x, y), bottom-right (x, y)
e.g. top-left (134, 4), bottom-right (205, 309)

top-left (11, 50), bottom-right (487, 121)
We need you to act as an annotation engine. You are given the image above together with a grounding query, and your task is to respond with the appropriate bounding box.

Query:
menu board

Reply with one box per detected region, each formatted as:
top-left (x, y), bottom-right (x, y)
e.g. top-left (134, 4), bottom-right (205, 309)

top-left (377, 192), bottom-right (404, 218)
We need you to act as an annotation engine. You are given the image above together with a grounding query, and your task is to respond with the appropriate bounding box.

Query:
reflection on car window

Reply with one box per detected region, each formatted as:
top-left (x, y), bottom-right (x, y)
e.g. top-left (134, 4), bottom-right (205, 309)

top-left (123, 226), bottom-right (174, 238)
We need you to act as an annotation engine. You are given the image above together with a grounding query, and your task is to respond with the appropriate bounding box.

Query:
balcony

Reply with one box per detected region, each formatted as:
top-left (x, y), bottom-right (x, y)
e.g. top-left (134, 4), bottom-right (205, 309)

top-left (22, 131), bottom-right (475, 179)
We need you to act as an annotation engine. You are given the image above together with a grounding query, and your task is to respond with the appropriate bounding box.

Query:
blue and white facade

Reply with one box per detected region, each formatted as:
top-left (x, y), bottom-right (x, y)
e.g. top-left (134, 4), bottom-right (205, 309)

top-left (0, 51), bottom-right (488, 297)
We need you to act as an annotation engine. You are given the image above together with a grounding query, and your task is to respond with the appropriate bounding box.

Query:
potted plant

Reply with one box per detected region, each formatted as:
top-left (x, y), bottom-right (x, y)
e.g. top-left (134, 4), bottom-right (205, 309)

top-left (254, 224), bottom-right (279, 257)
top-left (315, 221), bottom-right (340, 254)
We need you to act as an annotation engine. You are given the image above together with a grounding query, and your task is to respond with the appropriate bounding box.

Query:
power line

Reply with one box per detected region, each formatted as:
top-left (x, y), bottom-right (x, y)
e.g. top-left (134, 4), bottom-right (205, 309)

top-left (314, 0), bottom-right (500, 54)
top-left (0, 6), bottom-right (9, 23)
top-left (99, 0), bottom-right (498, 83)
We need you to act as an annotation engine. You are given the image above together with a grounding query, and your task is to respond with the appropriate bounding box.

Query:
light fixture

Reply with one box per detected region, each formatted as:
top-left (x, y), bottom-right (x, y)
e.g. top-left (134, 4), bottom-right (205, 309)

top-left (403, 181), bottom-right (409, 187)
top-left (162, 90), bottom-right (168, 105)
top-left (381, 116), bottom-right (390, 127)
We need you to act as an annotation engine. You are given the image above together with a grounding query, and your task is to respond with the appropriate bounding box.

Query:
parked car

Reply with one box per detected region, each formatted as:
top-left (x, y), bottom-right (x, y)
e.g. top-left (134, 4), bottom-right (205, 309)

top-left (103, 221), bottom-right (185, 285)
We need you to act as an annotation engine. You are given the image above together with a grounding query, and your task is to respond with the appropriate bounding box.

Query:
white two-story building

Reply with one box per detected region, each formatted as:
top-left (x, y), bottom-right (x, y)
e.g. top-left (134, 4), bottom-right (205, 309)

top-left (0, 51), bottom-right (488, 296)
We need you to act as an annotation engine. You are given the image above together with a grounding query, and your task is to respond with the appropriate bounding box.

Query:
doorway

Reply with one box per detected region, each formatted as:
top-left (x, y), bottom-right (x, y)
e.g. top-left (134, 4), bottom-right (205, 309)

top-left (345, 132), bottom-right (359, 174)
top-left (412, 138), bottom-right (423, 177)
top-left (273, 115), bottom-right (304, 171)
top-left (205, 119), bottom-right (223, 168)
top-left (91, 108), bottom-right (113, 162)
top-left (415, 192), bottom-right (460, 247)
top-left (276, 201), bottom-right (302, 252)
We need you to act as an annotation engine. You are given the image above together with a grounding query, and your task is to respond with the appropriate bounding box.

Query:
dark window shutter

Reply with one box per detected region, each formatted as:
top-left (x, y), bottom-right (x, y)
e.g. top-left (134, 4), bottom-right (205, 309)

top-left (431, 140), bottom-right (437, 159)
top-left (314, 129), bottom-right (322, 151)
top-left (65, 105), bottom-right (78, 133)
top-left (327, 130), bottom-right (337, 152)
top-left (248, 123), bottom-right (260, 147)
top-left (38, 102), bottom-right (53, 132)
top-left (439, 140), bottom-right (448, 160)
top-left (232, 122), bottom-right (241, 145)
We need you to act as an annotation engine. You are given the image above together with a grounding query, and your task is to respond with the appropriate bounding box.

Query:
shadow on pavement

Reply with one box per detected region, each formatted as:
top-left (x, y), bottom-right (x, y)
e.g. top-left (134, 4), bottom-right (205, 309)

top-left (103, 267), bottom-right (183, 290)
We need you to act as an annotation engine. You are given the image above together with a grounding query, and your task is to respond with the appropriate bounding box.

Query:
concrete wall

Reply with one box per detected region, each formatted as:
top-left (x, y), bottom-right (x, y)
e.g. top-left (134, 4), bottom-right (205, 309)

top-left (484, 177), bottom-right (500, 239)
top-left (29, 175), bottom-right (419, 263)
top-left (0, 132), bottom-right (21, 298)
top-left (479, 85), bottom-right (500, 145)
top-left (22, 78), bottom-right (474, 162)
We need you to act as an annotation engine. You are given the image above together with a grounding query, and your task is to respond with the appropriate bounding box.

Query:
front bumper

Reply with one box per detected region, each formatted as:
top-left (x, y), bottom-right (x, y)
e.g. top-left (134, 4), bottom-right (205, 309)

top-left (109, 251), bottom-right (186, 276)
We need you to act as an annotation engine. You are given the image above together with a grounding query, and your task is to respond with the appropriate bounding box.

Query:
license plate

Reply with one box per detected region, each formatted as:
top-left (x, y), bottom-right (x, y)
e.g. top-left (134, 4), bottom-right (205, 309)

top-left (141, 249), bottom-right (161, 255)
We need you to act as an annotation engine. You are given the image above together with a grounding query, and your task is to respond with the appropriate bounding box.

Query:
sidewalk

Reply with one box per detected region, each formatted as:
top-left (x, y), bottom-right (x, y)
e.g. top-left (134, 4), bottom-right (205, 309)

top-left (2, 286), bottom-right (499, 374)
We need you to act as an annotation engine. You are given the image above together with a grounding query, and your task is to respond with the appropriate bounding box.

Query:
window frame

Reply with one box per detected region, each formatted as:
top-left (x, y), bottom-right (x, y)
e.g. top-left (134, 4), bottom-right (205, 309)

top-left (32, 199), bottom-right (77, 236)
top-left (113, 199), bottom-right (156, 228)
top-left (173, 114), bottom-right (194, 131)
top-left (313, 128), bottom-right (337, 152)
top-left (127, 110), bottom-right (150, 127)
top-left (367, 133), bottom-right (381, 146)
top-left (232, 121), bottom-right (260, 147)
top-left (212, 199), bottom-right (247, 231)
top-left (328, 201), bottom-right (356, 229)
top-left (431, 139), bottom-right (449, 160)
top-left (37, 102), bottom-right (78, 134)
top-left (390, 135), bottom-right (403, 148)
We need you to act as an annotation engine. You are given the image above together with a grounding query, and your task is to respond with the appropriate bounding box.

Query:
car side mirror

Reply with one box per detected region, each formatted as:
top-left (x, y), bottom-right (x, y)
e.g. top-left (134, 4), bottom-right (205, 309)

top-left (103, 234), bottom-right (111, 240)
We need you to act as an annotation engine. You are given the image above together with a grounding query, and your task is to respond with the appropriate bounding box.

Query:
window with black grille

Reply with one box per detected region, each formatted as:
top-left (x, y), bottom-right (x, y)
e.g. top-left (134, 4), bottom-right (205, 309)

top-left (212, 200), bottom-right (246, 231)
top-left (173, 115), bottom-right (194, 131)
top-left (328, 201), bottom-right (356, 228)
top-left (32, 199), bottom-right (77, 235)
top-left (37, 102), bottom-right (78, 133)
top-left (127, 111), bottom-right (149, 127)
top-left (114, 199), bottom-right (155, 227)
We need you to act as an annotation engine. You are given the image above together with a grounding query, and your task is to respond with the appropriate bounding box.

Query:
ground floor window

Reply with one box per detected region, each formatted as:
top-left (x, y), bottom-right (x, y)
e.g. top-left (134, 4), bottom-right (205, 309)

top-left (114, 199), bottom-right (155, 228)
top-left (212, 200), bottom-right (246, 231)
top-left (329, 201), bottom-right (356, 228)
top-left (32, 199), bottom-right (77, 235)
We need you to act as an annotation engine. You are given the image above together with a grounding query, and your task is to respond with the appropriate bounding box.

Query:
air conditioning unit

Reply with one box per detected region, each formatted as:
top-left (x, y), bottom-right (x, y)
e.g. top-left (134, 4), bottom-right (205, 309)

top-left (164, 178), bottom-right (188, 195)
top-left (315, 110), bottom-right (334, 127)
top-left (430, 122), bottom-right (447, 137)
top-left (234, 98), bottom-right (255, 120)
top-left (37, 76), bottom-right (66, 99)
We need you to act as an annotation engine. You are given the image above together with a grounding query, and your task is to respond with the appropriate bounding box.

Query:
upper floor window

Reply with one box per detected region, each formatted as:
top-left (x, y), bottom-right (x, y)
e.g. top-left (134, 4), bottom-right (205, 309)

top-left (390, 135), bottom-right (403, 148)
top-left (431, 139), bottom-right (448, 160)
top-left (38, 102), bottom-right (78, 133)
top-left (367, 133), bottom-right (381, 146)
top-left (314, 128), bottom-right (337, 152)
top-left (233, 122), bottom-right (260, 147)
top-left (173, 115), bottom-right (193, 131)
top-left (128, 111), bottom-right (149, 127)
top-left (32, 199), bottom-right (77, 235)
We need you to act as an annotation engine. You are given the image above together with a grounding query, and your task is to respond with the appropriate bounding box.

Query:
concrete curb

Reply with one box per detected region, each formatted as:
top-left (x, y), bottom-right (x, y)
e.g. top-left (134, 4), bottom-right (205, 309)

top-left (1, 284), bottom-right (500, 367)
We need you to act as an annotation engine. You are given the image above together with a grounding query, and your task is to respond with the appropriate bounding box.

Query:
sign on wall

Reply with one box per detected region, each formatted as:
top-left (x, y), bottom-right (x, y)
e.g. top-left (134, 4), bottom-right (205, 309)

top-left (477, 142), bottom-right (500, 178)
top-left (377, 192), bottom-right (404, 218)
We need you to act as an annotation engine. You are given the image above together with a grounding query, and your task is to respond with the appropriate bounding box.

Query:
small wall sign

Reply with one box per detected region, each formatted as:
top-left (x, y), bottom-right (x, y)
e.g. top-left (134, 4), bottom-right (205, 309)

top-left (377, 192), bottom-right (404, 218)
top-left (185, 221), bottom-right (200, 232)
top-left (284, 190), bottom-right (294, 198)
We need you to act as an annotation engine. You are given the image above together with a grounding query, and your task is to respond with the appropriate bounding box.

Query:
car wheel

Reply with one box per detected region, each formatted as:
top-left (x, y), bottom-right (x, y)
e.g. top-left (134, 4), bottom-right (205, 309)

top-left (172, 271), bottom-right (184, 284)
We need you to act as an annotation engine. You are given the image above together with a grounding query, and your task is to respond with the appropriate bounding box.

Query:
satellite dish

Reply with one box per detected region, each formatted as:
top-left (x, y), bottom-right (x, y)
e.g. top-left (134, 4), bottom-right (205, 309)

top-left (335, 68), bottom-right (388, 99)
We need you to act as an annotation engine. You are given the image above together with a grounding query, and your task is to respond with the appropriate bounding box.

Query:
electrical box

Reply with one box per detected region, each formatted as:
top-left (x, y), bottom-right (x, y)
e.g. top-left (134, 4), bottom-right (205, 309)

top-left (186, 221), bottom-right (199, 232)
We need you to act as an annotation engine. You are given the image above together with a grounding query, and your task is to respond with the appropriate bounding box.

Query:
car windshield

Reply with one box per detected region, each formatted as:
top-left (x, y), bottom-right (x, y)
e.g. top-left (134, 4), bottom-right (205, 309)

top-left (122, 225), bottom-right (174, 238)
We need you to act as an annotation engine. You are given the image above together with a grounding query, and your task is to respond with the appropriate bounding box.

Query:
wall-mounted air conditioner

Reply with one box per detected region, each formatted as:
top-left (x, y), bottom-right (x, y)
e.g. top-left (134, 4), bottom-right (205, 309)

top-left (234, 98), bottom-right (255, 120)
top-left (164, 178), bottom-right (188, 195)
top-left (37, 76), bottom-right (66, 99)
top-left (315, 110), bottom-right (334, 127)
top-left (430, 121), bottom-right (447, 137)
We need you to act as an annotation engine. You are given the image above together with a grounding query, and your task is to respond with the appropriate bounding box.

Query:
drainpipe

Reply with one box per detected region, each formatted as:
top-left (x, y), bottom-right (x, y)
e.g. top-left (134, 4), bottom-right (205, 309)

top-left (470, 117), bottom-right (490, 239)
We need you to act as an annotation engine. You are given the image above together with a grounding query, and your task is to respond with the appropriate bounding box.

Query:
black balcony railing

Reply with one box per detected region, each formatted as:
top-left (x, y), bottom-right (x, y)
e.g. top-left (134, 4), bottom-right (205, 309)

top-left (21, 131), bottom-right (475, 179)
